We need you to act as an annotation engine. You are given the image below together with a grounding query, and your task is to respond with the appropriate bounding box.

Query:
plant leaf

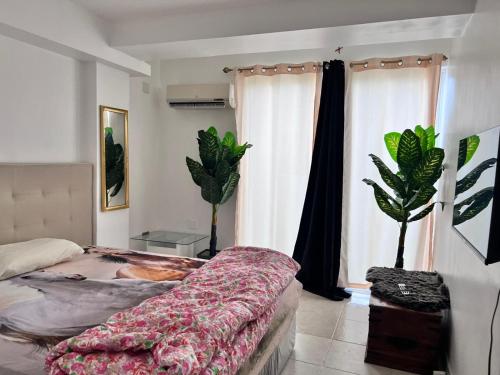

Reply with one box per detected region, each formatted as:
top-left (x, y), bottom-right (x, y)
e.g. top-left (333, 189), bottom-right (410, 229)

top-left (457, 135), bottom-right (480, 170)
top-left (186, 157), bottom-right (205, 186)
top-left (455, 158), bottom-right (497, 197)
top-left (230, 142), bottom-right (252, 165)
top-left (207, 126), bottom-right (219, 139)
top-left (222, 132), bottom-right (237, 151)
top-left (363, 179), bottom-right (405, 222)
top-left (414, 125), bottom-right (427, 154)
top-left (405, 185), bottom-right (437, 211)
top-left (198, 130), bottom-right (220, 170)
top-left (368, 154), bottom-right (405, 195)
top-left (453, 187), bottom-right (494, 225)
top-left (384, 132), bottom-right (401, 162)
top-left (220, 172), bottom-right (240, 204)
top-left (397, 129), bottom-right (422, 173)
top-left (425, 126), bottom-right (436, 150)
top-left (200, 174), bottom-right (222, 204)
top-left (465, 135), bottom-right (480, 164)
top-left (411, 148), bottom-right (445, 186)
top-left (215, 159), bottom-right (231, 185)
top-left (408, 203), bottom-right (436, 222)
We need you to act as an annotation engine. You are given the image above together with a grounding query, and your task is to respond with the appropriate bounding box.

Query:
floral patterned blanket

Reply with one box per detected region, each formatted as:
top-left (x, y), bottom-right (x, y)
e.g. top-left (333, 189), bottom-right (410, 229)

top-left (46, 247), bottom-right (299, 375)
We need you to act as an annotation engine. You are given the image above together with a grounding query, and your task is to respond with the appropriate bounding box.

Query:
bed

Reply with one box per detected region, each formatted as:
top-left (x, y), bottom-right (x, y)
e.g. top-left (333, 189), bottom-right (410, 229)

top-left (0, 163), bottom-right (300, 375)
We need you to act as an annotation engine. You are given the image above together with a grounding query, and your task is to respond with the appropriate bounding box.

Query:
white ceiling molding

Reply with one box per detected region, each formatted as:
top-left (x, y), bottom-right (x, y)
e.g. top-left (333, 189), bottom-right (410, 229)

top-left (115, 14), bottom-right (472, 61)
top-left (0, 0), bottom-right (150, 76)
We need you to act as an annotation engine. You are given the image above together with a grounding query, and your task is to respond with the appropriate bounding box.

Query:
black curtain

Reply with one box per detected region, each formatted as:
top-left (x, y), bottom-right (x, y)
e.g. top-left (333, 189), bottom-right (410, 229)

top-left (292, 60), bottom-right (346, 300)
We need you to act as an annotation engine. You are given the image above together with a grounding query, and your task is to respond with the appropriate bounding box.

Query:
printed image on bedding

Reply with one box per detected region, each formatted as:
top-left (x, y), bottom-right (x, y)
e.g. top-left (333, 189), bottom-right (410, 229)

top-left (0, 247), bottom-right (205, 349)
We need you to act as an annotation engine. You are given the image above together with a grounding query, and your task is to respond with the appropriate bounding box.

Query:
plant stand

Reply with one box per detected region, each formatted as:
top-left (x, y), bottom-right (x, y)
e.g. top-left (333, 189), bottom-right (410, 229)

top-left (365, 296), bottom-right (445, 374)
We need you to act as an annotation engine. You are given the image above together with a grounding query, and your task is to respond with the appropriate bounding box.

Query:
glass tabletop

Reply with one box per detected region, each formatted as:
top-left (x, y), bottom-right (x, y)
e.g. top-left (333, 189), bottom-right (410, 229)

top-left (130, 231), bottom-right (209, 245)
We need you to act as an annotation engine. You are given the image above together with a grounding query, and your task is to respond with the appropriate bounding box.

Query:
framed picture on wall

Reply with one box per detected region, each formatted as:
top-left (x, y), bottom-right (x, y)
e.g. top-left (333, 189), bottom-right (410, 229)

top-left (452, 125), bottom-right (500, 265)
top-left (100, 105), bottom-right (129, 211)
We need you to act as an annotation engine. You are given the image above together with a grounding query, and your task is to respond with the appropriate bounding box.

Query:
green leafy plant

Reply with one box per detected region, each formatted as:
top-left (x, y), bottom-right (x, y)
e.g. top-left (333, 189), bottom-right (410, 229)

top-left (453, 135), bottom-right (497, 225)
top-left (186, 127), bottom-right (252, 257)
top-left (363, 125), bottom-right (445, 268)
top-left (105, 127), bottom-right (125, 206)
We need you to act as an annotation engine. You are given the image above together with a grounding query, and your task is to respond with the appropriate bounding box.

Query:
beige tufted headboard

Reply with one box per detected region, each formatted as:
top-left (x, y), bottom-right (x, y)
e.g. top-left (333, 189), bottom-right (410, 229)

top-left (0, 164), bottom-right (93, 246)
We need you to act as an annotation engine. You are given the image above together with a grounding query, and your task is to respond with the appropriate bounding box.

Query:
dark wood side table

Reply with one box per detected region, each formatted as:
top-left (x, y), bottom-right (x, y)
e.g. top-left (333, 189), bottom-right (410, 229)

top-left (365, 295), bottom-right (444, 375)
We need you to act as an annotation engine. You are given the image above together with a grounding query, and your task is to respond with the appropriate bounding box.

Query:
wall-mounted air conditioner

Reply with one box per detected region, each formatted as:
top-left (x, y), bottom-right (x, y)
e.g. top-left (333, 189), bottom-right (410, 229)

top-left (166, 83), bottom-right (231, 109)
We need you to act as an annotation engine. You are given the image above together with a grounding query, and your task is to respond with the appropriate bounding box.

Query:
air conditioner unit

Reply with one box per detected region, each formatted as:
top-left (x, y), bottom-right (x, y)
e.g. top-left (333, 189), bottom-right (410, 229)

top-left (166, 83), bottom-right (231, 109)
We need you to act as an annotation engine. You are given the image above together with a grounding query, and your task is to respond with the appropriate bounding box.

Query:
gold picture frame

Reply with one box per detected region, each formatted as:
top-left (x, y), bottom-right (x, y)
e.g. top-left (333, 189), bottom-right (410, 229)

top-left (99, 105), bottom-right (129, 211)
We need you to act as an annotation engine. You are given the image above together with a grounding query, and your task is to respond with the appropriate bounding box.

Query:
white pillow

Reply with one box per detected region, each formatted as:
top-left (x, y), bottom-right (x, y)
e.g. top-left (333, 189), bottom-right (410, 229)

top-left (0, 238), bottom-right (84, 280)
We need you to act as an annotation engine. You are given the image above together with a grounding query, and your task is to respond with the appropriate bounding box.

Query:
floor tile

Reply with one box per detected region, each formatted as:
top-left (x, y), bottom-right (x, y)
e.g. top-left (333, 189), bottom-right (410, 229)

top-left (324, 339), bottom-right (366, 373)
top-left (333, 317), bottom-right (369, 345)
top-left (342, 303), bottom-right (370, 323)
top-left (297, 291), bottom-right (344, 338)
top-left (281, 359), bottom-right (353, 375)
top-left (323, 339), bottom-right (395, 375)
top-left (292, 333), bottom-right (332, 366)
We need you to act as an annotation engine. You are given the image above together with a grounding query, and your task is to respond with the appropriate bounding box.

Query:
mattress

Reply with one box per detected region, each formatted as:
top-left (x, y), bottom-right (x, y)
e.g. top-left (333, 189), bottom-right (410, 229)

top-left (0, 247), bottom-right (301, 375)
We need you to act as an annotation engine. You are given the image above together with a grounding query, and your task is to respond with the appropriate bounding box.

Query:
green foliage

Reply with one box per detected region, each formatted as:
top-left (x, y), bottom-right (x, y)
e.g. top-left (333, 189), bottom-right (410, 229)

top-left (364, 125), bottom-right (444, 268)
top-left (186, 126), bottom-right (252, 206)
top-left (453, 134), bottom-right (497, 225)
top-left (187, 127), bottom-right (252, 256)
top-left (454, 158), bottom-right (496, 197)
top-left (457, 135), bottom-right (480, 171)
top-left (384, 132), bottom-right (400, 162)
top-left (454, 187), bottom-right (494, 225)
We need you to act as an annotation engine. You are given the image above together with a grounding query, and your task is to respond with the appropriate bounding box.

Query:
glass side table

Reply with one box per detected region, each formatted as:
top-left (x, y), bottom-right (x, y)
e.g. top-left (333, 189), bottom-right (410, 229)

top-left (130, 230), bottom-right (209, 258)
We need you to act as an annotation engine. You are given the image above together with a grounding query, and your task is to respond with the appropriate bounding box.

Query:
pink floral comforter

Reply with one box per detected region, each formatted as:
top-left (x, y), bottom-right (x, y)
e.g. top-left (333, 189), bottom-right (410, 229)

top-left (46, 247), bottom-right (299, 375)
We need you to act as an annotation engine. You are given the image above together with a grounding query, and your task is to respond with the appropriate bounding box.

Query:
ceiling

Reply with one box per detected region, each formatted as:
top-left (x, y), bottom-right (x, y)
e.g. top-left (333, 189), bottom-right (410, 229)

top-left (72, 0), bottom-right (281, 21)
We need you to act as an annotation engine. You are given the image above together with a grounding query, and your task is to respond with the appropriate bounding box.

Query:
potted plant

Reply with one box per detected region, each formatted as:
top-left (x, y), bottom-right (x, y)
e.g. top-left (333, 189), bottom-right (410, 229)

top-left (186, 127), bottom-right (252, 259)
top-left (363, 125), bottom-right (445, 268)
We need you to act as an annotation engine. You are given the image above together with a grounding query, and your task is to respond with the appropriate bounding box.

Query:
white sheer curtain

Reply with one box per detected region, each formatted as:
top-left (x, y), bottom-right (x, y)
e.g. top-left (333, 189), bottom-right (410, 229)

top-left (343, 56), bottom-right (443, 284)
top-left (233, 65), bottom-right (321, 256)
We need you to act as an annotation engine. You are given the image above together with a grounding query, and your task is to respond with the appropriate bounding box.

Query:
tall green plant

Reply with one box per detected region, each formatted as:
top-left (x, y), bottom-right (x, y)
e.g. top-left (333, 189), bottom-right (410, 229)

top-left (363, 125), bottom-right (445, 268)
top-left (186, 127), bottom-right (252, 257)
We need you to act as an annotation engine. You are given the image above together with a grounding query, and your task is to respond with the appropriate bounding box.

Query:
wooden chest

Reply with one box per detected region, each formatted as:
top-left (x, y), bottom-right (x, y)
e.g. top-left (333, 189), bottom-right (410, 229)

top-left (365, 296), bottom-right (444, 375)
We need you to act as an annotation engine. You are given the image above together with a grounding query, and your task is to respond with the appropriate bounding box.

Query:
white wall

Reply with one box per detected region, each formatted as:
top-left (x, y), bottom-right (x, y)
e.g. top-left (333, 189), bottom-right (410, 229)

top-left (0, 34), bottom-right (131, 248)
top-left (434, 0), bottom-right (500, 373)
top-left (128, 61), bottom-right (164, 239)
top-left (0, 35), bottom-right (82, 162)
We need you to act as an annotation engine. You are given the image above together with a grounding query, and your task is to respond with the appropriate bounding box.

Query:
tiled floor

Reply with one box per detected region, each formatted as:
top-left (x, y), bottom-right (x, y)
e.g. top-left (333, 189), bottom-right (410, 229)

top-left (282, 289), bottom-right (413, 375)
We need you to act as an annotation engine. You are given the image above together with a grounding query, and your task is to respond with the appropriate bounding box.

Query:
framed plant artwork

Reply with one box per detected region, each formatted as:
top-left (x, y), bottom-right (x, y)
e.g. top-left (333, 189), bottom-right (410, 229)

top-left (100, 105), bottom-right (129, 211)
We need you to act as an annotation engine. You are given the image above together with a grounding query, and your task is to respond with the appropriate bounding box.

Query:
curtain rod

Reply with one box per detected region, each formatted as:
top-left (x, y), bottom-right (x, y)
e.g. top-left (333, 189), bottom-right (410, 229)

top-left (349, 55), bottom-right (448, 68)
top-left (222, 63), bottom-right (322, 74)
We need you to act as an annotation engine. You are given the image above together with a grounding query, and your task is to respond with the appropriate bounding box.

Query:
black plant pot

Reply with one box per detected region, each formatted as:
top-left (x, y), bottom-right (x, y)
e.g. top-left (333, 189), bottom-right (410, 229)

top-left (197, 249), bottom-right (221, 260)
